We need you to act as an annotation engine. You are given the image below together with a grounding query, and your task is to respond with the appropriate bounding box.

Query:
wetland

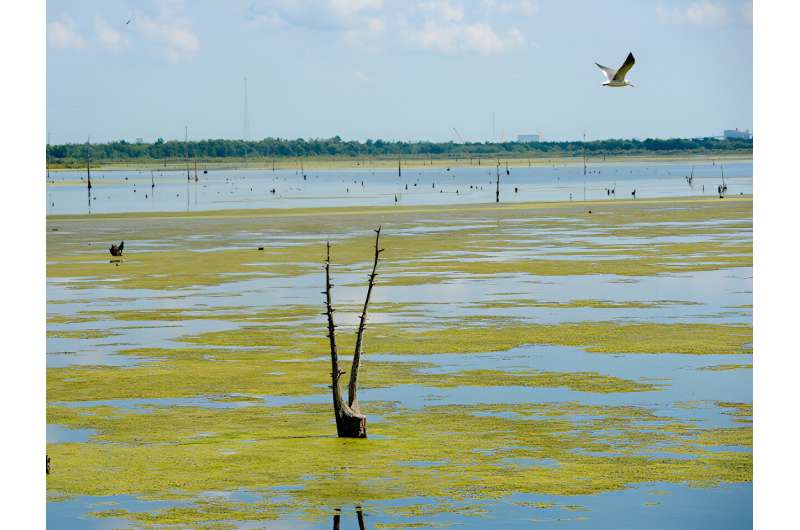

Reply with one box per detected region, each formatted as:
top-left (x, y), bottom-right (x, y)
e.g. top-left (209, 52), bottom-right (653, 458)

top-left (47, 161), bottom-right (752, 529)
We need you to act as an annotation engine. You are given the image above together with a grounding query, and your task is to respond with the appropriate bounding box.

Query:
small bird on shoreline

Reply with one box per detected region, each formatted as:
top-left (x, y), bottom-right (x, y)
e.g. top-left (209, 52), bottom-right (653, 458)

top-left (109, 241), bottom-right (124, 256)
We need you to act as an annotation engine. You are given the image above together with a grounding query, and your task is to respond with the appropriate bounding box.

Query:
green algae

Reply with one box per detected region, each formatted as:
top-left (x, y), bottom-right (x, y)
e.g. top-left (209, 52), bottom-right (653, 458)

top-left (47, 347), bottom-right (655, 403)
top-left (469, 298), bottom-right (701, 310)
top-left (47, 319), bottom-right (745, 404)
top-left (68, 301), bottom-right (426, 325)
top-left (46, 401), bottom-right (751, 527)
top-left (45, 195), bottom-right (753, 526)
top-left (46, 329), bottom-right (118, 339)
top-left (180, 319), bottom-right (752, 356)
top-left (698, 364), bottom-right (752, 372)
top-left (717, 402), bottom-right (753, 421)
top-left (47, 196), bottom-right (752, 291)
top-left (92, 498), bottom-right (289, 528)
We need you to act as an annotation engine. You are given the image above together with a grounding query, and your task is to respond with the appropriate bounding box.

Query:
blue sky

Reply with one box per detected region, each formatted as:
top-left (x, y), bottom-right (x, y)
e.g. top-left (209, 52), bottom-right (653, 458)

top-left (46, 0), bottom-right (753, 144)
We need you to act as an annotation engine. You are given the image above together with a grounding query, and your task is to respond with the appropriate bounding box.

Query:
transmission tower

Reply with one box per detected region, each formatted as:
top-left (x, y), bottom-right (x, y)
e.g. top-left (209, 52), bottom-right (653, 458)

top-left (243, 77), bottom-right (250, 140)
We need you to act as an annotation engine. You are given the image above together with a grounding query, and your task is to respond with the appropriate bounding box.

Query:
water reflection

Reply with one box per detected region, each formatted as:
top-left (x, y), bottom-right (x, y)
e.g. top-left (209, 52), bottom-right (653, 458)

top-left (332, 506), bottom-right (367, 530)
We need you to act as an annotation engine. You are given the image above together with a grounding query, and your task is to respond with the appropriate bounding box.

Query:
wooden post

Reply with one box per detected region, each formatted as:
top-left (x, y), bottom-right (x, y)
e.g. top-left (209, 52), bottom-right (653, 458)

top-left (185, 125), bottom-right (190, 181)
top-left (86, 137), bottom-right (92, 194)
top-left (495, 161), bottom-right (500, 203)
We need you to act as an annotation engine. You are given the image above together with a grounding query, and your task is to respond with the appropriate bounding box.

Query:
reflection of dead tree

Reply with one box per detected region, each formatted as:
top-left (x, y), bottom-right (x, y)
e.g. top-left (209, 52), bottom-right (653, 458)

top-left (332, 506), bottom-right (367, 530)
top-left (324, 227), bottom-right (383, 438)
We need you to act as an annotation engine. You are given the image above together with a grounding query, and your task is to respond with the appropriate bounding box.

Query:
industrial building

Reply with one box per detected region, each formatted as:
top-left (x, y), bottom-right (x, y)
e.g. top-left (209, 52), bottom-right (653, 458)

top-left (723, 128), bottom-right (752, 140)
top-left (517, 134), bottom-right (540, 143)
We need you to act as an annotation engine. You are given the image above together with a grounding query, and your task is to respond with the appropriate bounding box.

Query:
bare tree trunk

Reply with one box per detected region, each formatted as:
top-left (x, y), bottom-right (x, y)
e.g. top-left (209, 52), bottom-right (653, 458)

top-left (348, 227), bottom-right (383, 412)
top-left (324, 242), bottom-right (367, 438)
top-left (495, 161), bottom-right (500, 203)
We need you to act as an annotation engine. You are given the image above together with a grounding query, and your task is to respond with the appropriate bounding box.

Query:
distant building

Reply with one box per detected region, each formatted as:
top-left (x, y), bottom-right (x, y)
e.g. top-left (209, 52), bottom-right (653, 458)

top-left (135, 137), bottom-right (144, 144)
top-left (723, 128), bottom-right (752, 140)
top-left (517, 134), bottom-right (540, 143)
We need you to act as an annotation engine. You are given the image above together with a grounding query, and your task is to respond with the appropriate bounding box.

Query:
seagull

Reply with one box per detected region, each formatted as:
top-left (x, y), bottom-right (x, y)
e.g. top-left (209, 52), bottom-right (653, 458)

top-left (595, 52), bottom-right (636, 87)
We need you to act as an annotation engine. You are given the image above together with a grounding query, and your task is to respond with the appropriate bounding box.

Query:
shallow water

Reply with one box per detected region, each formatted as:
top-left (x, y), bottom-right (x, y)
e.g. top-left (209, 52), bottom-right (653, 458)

top-left (47, 482), bottom-right (751, 530)
top-left (46, 181), bottom-right (752, 528)
top-left (47, 160), bottom-right (752, 215)
top-left (46, 266), bottom-right (752, 368)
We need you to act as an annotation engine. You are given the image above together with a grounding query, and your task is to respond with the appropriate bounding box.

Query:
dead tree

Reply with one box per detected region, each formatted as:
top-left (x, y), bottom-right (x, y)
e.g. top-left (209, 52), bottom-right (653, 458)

top-left (324, 227), bottom-right (383, 438)
top-left (495, 161), bottom-right (500, 203)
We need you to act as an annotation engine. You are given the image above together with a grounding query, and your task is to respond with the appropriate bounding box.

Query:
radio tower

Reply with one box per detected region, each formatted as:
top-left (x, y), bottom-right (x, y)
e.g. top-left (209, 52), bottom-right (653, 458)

top-left (243, 77), bottom-right (250, 140)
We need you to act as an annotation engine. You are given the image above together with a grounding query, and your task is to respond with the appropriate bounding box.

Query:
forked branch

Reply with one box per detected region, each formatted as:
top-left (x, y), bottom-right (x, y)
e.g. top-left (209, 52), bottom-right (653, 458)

top-left (348, 226), bottom-right (383, 410)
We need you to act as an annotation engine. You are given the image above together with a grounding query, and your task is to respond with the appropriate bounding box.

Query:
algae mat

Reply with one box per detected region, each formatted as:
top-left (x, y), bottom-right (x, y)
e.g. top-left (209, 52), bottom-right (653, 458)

top-left (47, 196), bottom-right (752, 529)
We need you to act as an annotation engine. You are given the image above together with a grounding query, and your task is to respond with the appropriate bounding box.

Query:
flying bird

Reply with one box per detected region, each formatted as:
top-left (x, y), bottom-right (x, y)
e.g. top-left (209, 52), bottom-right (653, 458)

top-left (595, 52), bottom-right (636, 87)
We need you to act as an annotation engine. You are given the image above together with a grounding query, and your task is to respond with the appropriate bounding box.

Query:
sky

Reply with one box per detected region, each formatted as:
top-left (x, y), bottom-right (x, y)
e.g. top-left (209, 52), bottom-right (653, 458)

top-left (46, 0), bottom-right (753, 144)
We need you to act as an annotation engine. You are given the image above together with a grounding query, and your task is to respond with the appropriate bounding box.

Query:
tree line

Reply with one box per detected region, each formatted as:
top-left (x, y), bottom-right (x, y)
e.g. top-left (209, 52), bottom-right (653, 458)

top-left (46, 136), bottom-right (752, 163)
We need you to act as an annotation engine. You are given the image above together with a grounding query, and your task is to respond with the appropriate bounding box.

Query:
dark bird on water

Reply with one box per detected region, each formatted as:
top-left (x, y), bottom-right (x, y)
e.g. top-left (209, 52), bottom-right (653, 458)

top-left (109, 241), bottom-right (124, 257)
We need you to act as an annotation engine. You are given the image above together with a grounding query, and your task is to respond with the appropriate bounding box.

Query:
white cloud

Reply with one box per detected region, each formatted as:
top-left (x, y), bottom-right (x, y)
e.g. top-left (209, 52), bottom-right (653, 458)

top-left (135, 1), bottom-right (199, 61)
top-left (344, 17), bottom-right (386, 45)
top-left (418, 0), bottom-right (465, 22)
top-left (94, 17), bottom-right (131, 51)
top-left (408, 19), bottom-right (523, 55)
top-left (353, 70), bottom-right (370, 81)
top-left (248, 0), bottom-right (528, 55)
top-left (47, 16), bottom-right (86, 49)
top-left (657, 2), bottom-right (731, 25)
top-left (330, 0), bottom-right (383, 16)
top-left (480, 0), bottom-right (538, 17)
top-left (685, 1), bottom-right (729, 24)
top-left (249, 0), bottom-right (383, 31)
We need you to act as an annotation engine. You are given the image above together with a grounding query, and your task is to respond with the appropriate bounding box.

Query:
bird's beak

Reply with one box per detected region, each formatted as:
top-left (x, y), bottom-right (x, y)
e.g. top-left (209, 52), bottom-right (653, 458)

top-left (629, 83), bottom-right (635, 87)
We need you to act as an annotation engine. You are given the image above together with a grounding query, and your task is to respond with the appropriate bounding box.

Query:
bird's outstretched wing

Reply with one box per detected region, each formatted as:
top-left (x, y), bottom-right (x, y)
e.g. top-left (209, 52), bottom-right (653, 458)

top-left (613, 53), bottom-right (635, 82)
top-left (595, 63), bottom-right (616, 81)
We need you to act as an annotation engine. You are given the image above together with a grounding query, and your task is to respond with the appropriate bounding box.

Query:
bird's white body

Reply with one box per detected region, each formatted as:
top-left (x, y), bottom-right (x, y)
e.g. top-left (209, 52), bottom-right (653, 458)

top-left (596, 52), bottom-right (636, 88)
